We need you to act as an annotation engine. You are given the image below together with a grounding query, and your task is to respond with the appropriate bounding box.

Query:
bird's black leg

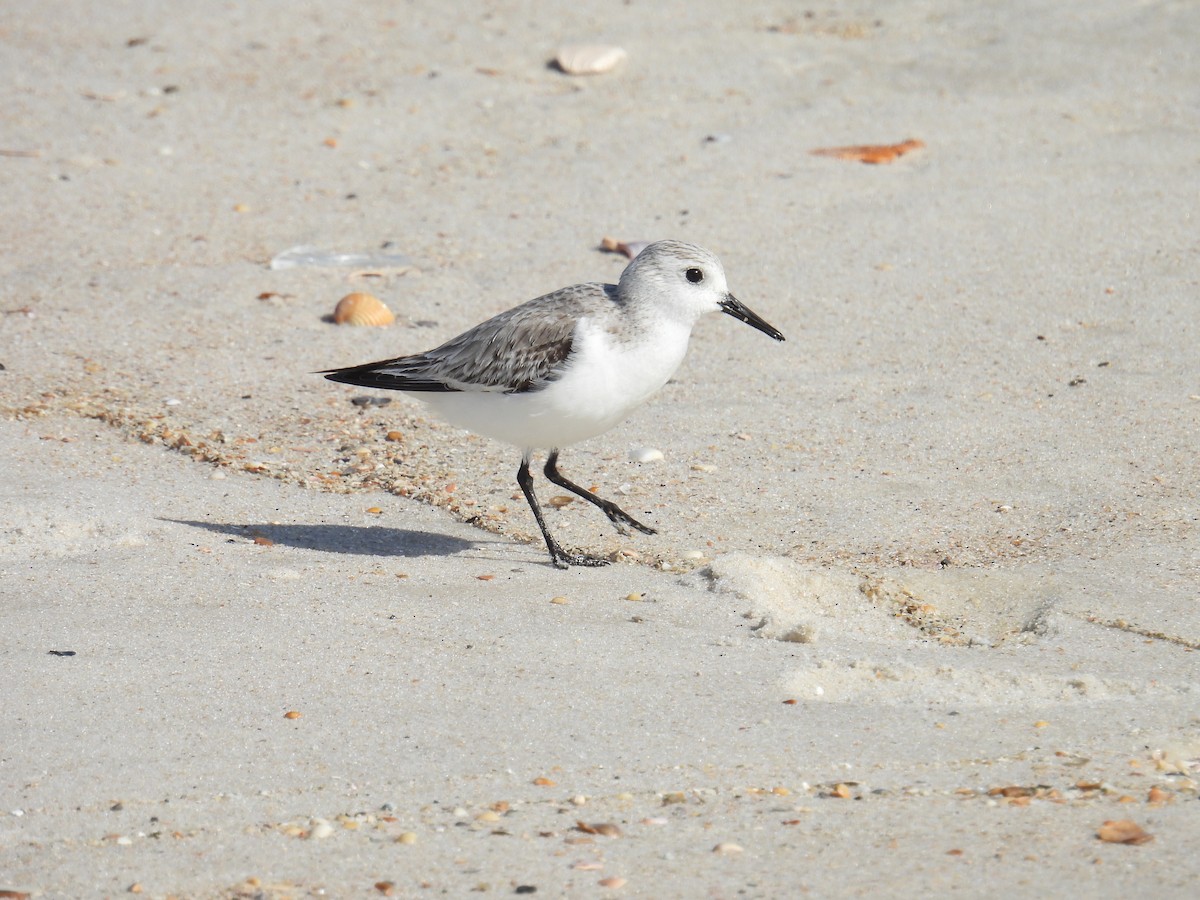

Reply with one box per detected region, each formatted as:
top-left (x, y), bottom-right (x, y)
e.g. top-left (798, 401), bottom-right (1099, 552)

top-left (517, 452), bottom-right (610, 569)
top-left (543, 449), bottom-right (657, 537)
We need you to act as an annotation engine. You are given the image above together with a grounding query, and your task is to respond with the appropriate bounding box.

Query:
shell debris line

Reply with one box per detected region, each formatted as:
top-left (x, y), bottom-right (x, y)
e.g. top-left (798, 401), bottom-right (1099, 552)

top-left (554, 45), bottom-right (628, 75)
top-left (333, 292), bottom-right (395, 326)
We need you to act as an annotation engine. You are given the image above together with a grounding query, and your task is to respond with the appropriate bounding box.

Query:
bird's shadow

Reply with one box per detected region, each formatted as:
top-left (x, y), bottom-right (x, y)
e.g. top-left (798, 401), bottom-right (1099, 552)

top-left (162, 519), bottom-right (477, 558)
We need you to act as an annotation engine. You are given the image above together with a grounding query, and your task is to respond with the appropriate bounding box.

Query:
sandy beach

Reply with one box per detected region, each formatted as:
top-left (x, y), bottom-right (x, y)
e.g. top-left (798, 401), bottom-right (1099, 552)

top-left (3, 1), bottom-right (1198, 896)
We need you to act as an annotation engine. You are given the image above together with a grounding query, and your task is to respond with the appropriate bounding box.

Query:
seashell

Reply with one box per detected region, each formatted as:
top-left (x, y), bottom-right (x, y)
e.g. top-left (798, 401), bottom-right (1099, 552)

top-left (628, 446), bottom-right (663, 463)
top-left (333, 292), bottom-right (394, 326)
top-left (555, 44), bottom-right (628, 76)
top-left (600, 236), bottom-right (650, 259)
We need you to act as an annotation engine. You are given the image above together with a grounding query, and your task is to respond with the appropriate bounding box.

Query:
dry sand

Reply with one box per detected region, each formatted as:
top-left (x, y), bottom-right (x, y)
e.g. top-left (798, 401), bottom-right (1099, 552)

top-left (3, 1), bottom-right (1199, 896)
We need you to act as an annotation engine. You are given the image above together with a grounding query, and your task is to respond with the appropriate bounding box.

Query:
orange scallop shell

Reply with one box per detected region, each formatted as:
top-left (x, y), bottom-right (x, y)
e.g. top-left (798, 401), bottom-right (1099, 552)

top-left (333, 292), bottom-right (394, 326)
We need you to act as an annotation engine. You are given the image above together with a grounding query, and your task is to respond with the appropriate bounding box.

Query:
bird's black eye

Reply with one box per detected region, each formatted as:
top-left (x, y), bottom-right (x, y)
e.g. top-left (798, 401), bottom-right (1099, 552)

top-left (685, 267), bottom-right (704, 284)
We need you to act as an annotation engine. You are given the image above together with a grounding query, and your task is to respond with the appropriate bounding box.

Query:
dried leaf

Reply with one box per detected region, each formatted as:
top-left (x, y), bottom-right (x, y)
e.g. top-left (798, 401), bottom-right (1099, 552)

top-left (810, 138), bottom-right (925, 164)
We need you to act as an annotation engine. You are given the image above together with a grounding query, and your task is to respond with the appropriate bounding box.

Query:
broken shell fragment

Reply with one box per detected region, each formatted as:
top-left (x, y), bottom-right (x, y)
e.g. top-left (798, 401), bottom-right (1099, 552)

top-left (555, 45), bottom-right (627, 75)
top-left (333, 292), bottom-right (395, 326)
top-left (600, 236), bottom-right (650, 259)
top-left (629, 446), bottom-right (663, 463)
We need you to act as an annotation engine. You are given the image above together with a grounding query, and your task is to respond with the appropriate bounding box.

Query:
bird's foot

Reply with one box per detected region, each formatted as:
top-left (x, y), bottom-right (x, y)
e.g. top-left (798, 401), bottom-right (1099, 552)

top-left (549, 548), bottom-right (612, 569)
top-left (603, 507), bottom-right (657, 537)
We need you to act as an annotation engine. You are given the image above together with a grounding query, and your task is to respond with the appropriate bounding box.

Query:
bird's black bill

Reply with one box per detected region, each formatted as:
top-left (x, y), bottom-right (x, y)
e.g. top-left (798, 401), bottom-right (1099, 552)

top-left (720, 295), bottom-right (785, 342)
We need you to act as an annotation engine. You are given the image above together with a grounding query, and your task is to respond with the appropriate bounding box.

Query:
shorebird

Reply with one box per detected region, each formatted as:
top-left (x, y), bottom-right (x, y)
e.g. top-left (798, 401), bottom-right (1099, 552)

top-left (321, 240), bottom-right (784, 568)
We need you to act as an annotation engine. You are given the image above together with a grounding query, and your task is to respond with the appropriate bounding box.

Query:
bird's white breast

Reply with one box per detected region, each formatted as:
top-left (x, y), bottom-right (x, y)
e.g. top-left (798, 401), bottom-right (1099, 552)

top-left (413, 314), bottom-right (692, 450)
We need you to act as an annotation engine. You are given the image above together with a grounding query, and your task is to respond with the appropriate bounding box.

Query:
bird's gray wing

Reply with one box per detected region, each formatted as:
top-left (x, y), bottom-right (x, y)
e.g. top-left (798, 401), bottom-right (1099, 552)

top-left (321, 283), bottom-right (614, 394)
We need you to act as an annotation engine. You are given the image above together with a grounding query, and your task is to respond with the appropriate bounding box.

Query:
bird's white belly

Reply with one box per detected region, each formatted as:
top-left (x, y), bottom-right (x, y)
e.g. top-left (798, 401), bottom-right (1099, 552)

top-left (414, 319), bottom-right (690, 450)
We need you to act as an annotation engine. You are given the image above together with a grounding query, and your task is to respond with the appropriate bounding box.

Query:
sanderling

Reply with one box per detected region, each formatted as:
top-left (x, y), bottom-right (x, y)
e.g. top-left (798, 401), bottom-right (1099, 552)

top-left (321, 240), bottom-right (785, 568)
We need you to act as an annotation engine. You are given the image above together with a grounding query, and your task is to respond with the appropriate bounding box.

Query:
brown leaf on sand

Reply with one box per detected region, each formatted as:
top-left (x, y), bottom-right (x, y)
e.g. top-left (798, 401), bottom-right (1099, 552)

top-left (1097, 819), bottom-right (1154, 845)
top-left (810, 138), bottom-right (925, 164)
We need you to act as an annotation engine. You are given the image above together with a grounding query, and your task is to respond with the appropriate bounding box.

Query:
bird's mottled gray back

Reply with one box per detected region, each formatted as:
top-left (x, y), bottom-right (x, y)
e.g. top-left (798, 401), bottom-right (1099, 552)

top-left (380, 282), bottom-right (620, 393)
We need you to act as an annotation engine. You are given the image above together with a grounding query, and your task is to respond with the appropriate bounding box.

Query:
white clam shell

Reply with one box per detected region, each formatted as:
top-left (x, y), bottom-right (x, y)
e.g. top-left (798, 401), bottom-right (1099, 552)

top-left (628, 446), bottom-right (664, 464)
top-left (555, 44), bottom-right (627, 75)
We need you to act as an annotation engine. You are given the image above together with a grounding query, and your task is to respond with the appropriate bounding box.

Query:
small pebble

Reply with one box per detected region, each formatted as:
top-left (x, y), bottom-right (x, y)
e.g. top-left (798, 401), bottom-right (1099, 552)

top-left (712, 841), bottom-right (743, 855)
top-left (598, 877), bottom-right (627, 889)
top-left (351, 396), bottom-right (392, 407)
top-left (550, 596), bottom-right (569, 605)
top-left (396, 831), bottom-right (417, 844)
